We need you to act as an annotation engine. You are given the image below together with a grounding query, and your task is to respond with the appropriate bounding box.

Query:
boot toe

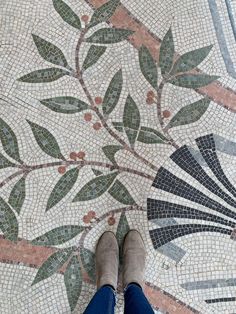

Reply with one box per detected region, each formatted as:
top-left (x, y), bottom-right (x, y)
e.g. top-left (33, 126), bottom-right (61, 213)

top-left (123, 230), bottom-right (146, 253)
top-left (96, 231), bottom-right (118, 252)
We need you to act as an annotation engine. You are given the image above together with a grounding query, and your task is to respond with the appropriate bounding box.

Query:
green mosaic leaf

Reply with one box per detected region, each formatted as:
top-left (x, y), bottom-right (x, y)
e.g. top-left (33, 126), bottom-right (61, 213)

top-left (89, 0), bottom-right (120, 28)
top-left (116, 212), bottom-right (130, 264)
top-left (102, 69), bottom-right (123, 115)
top-left (31, 225), bottom-right (84, 246)
top-left (8, 177), bottom-right (25, 214)
top-left (32, 34), bottom-right (69, 68)
top-left (73, 172), bottom-right (118, 202)
top-left (32, 247), bottom-right (73, 286)
top-left (92, 168), bottom-right (103, 176)
top-left (167, 98), bottom-right (211, 129)
top-left (171, 45), bottom-right (213, 74)
top-left (17, 68), bottom-right (69, 83)
top-left (102, 145), bottom-right (123, 164)
top-left (112, 121), bottom-right (124, 132)
top-left (86, 28), bottom-right (134, 44)
top-left (123, 95), bottom-right (140, 147)
top-left (27, 120), bottom-right (64, 160)
top-left (139, 45), bottom-right (157, 88)
top-left (82, 45), bottom-right (106, 71)
top-left (159, 27), bottom-right (175, 76)
top-left (168, 74), bottom-right (220, 89)
top-left (40, 97), bottom-right (89, 114)
top-left (80, 248), bottom-right (95, 283)
top-left (0, 197), bottom-right (18, 242)
top-left (108, 180), bottom-right (135, 205)
top-left (137, 126), bottom-right (168, 144)
top-left (0, 153), bottom-right (15, 169)
top-left (0, 118), bottom-right (21, 163)
top-left (0, 118), bottom-right (22, 162)
top-left (116, 212), bottom-right (130, 246)
top-left (52, 0), bottom-right (81, 30)
top-left (64, 256), bottom-right (82, 311)
top-left (46, 167), bottom-right (79, 211)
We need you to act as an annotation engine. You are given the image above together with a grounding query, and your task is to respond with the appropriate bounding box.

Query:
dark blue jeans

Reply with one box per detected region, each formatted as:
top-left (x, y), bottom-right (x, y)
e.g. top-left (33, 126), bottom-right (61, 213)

top-left (83, 283), bottom-right (155, 314)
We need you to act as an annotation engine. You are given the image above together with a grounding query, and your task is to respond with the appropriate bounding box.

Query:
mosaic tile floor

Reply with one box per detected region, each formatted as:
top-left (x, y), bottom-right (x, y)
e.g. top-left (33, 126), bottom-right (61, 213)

top-left (1, 0), bottom-right (236, 313)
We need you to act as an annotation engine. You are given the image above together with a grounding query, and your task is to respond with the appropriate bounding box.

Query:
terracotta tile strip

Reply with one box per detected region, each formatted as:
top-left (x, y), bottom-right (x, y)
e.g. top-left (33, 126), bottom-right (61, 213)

top-left (0, 236), bottom-right (199, 313)
top-left (0, 237), bottom-right (55, 266)
top-left (0, 236), bottom-right (87, 278)
top-left (145, 283), bottom-right (200, 314)
top-left (84, 0), bottom-right (236, 112)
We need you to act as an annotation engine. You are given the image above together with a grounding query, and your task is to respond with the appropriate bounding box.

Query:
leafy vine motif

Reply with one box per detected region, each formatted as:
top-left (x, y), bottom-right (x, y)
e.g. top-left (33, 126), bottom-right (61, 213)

top-left (0, 0), bottom-right (220, 311)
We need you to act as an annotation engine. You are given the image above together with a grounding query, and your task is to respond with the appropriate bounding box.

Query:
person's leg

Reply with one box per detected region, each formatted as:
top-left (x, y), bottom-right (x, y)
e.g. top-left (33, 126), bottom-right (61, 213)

top-left (84, 285), bottom-right (116, 314)
top-left (122, 230), bottom-right (154, 314)
top-left (83, 231), bottom-right (119, 314)
top-left (124, 283), bottom-right (154, 314)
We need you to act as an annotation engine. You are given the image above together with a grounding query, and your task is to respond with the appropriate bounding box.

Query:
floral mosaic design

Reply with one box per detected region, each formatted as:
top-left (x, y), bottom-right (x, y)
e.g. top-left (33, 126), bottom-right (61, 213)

top-left (1, 0), bottom-right (236, 313)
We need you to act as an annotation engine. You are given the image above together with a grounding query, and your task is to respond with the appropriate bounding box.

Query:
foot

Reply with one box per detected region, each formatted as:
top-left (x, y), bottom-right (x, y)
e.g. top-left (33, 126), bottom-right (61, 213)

top-left (96, 231), bottom-right (119, 290)
top-left (122, 230), bottom-right (146, 290)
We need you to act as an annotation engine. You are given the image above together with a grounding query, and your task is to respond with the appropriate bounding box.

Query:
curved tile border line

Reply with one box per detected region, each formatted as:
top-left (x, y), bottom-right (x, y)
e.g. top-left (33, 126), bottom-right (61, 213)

top-left (208, 0), bottom-right (236, 79)
top-left (225, 0), bottom-right (236, 41)
top-left (84, 0), bottom-right (236, 112)
top-left (0, 235), bottom-right (199, 314)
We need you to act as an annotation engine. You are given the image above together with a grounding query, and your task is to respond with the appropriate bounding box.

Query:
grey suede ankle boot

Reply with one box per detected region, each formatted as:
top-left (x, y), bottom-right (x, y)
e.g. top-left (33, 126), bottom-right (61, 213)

top-left (96, 231), bottom-right (119, 290)
top-left (122, 230), bottom-right (146, 290)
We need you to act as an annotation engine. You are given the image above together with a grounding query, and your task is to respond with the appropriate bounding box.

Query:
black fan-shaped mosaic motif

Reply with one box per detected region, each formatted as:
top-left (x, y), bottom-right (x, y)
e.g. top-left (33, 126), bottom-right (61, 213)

top-left (148, 133), bottom-right (236, 249)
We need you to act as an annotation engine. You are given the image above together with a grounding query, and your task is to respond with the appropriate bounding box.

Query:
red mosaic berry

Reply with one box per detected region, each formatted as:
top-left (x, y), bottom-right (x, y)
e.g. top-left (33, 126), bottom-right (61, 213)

top-left (94, 97), bottom-right (103, 105)
top-left (108, 217), bottom-right (116, 226)
top-left (88, 210), bottom-right (96, 219)
top-left (77, 151), bottom-right (85, 159)
top-left (58, 166), bottom-right (66, 174)
top-left (162, 110), bottom-right (171, 118)
top-left (81, 15), bottom-right (89, 23)
top-left (70, 152), bottom-right (77, 160)
top-left (146, 90), bottom-right (155, 98)
top-left (83, 215), bottom-right (91, 224)
top-left (93, 122), bottom-right (102, 130)
top-left (84, 112), bottom-right (92, 122)
top-left (146, 97), bottom-right (155, 105)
